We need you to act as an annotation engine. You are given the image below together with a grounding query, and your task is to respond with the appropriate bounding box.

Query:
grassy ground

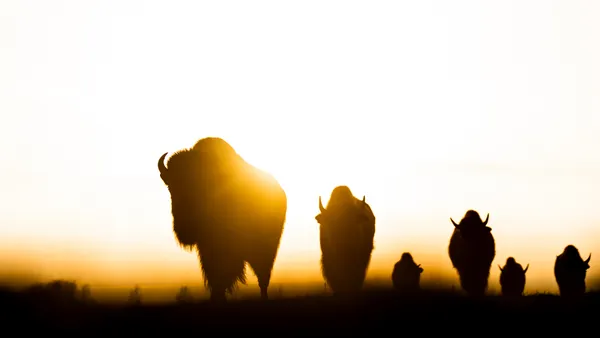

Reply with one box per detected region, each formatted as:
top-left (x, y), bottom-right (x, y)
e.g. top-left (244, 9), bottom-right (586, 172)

top-left (1, 285), bottom-right (597, 334)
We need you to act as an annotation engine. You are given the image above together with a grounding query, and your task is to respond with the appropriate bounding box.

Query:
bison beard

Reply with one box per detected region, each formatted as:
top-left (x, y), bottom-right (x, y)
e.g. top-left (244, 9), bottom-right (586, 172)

top-left (320, 236), bottom-right (374, 294)
top-left (158, 137), bottom-right (287, 302)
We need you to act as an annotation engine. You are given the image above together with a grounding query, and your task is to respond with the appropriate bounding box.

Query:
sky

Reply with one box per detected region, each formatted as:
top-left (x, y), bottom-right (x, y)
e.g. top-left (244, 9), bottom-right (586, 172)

top-left (1, 1), bottom-right (600, 299)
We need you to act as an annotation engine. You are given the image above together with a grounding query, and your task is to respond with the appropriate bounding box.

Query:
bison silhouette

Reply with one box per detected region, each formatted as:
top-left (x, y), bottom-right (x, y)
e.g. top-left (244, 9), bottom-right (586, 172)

top-left (448, 210), bottom-right (495, 297)
top-left (158, 137), bottom-right (287, 302)
top-left (315, 185), bottom-right (376, 295)
top-left (392, 252), bottom-right (423, 292)
top-left (498, 257), bottom-right (529, 296)
top-left (554, 245), bottom-right (591, 297)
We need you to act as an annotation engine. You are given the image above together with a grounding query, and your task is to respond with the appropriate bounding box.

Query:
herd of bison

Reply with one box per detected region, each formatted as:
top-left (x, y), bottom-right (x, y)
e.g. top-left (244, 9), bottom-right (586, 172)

top-left (156, 136), bottom-right (593, 302)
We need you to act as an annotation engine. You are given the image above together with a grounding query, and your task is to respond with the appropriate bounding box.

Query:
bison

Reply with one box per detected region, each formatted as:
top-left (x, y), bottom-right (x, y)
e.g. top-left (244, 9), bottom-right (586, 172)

top-left (158, 137), bottom-right (287, 302)
top-left (315, 185), bottom-right (376, 295)
top-left (448, 210), bottom-right (495, 296)
top-left (498, 257), bottom-right (529, 296)
top-left (392, 252), bottom-right (423, 292)
top-left (554, 245), bottom-right (591, 297)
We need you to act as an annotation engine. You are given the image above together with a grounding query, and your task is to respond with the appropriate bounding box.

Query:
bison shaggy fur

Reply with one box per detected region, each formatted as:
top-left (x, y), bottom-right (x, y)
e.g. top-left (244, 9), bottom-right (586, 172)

top-left (554, 244), bottom-right (591, 297)
top-left (315, 186), bottom-right (376, 295)
top-left (158, 137), bottom-right (287, 302)
top-left (498, 257), bottom-right (529, 296)
top-left (448, 210), bottom-right (495, 297)
top-left (392, 252), bottom-right (423, 292)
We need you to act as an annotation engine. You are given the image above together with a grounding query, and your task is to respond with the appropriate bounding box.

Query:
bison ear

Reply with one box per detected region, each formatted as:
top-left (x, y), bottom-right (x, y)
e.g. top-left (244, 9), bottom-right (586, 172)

top-left (315, 214), bottom-right (323, 223)
top-left (418, 267), bottom-right (423, 273)
top-left (486, 226), bottom-right (492, 232)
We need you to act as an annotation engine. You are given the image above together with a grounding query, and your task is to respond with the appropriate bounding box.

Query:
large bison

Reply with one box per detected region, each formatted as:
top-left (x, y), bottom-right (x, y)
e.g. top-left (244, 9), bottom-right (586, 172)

top-left (448, 210), bottom-right (495, 296)
top-left (392, 252), bottom-right (423, 292)
top-left (315, 185), bottom-right (376, 295)
top-left (498, 257), bottom-right (529, 296)
top-left (158, 137), bottom-right (287, 302)
top-left (554, 245), bottom-right (591, 297)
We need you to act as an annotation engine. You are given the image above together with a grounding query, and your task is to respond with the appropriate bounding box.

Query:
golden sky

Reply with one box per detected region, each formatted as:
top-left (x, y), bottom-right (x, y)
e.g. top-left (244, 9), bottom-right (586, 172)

top-left (1, 1), bottom-right (599, 298)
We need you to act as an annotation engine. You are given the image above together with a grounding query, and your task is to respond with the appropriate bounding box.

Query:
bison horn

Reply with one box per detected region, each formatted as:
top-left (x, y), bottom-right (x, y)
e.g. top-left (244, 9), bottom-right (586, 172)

top-left (318, 196), bottom-right (325, 213)
top-left (362, 195), bottom-right (366, 206)
top-left (585, 253), bottom-right (591, 264)
top-left (482, 213), bottom-right (489, 226)
top-left (450, 218), bottom-right (459, 227)
top-left (498, 264), bottom-right (503, 271)
top-left (523, 264), bottom-right (529, 273)
top-left (158, 152), bottom-right (169, 184)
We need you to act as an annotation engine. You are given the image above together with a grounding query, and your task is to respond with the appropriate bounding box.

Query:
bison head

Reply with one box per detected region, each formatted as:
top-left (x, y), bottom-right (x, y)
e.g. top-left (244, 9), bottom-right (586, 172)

top-left (157, 151), bottom-right (205, 248)
top-left (157, 137), bottom-right (250, 250)
top-left (396, 252), bottom-right (423, 273)
top-left (400, 252), bottom-right (415, 263)
top-left (315, 194), bottom-right (368, 225)
top-left (157, 151), bottom-right (204, 195)
top-left (560, 245), bottom-right (591, 270)
top-left (450, 210), bottom-right (491, 240)
top-left (498, 257), bottom-right (529, 273)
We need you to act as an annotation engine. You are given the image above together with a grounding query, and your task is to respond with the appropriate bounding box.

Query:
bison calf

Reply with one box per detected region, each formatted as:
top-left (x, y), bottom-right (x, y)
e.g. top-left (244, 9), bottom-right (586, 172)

top-left (392, 252), bottom-right (423, 292)
top-left (499, 257), bottom-right (529, 296)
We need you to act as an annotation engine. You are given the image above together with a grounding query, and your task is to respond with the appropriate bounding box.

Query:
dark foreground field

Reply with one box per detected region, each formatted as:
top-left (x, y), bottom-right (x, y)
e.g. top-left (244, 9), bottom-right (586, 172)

top-left (1, 287), bottom-right (598, 335)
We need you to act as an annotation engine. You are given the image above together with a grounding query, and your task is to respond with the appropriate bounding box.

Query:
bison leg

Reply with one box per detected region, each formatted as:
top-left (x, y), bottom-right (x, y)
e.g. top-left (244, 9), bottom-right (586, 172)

top-left (260, 286), bottom-right (268, 300)
top-left (247, 248), bottom-right (279, 301)
top-left (198, 248), bottom-right (246, 304)
top-left (248, 261), bottom-right (273, 301)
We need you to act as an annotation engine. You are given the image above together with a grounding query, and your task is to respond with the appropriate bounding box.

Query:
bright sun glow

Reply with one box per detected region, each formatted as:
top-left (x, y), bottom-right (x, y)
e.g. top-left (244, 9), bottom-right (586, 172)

top-left (1, 1), bottom-right (600, 298)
